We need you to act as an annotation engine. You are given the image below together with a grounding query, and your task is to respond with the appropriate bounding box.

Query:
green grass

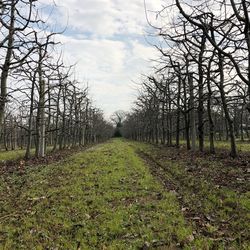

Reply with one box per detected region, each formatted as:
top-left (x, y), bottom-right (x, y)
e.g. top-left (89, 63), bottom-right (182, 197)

top-left (180, 139), bottom-right (250, 152)
top-left (0, 147), bottom-right (53, 162)
top-left (1, 139), bottom-right (249, 249)
top-left (215, 140), bottom-right (250, 152)
top-left (0, 149), bottom-right (28, 161)
top-left (0, 139), bottom-right (210, 249)
top-left (132, 141), bottom-right (250, 249)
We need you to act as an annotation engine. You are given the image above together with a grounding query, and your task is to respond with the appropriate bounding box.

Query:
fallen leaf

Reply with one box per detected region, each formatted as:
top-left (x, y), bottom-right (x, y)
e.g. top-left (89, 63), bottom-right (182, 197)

top-left (187, 234), bottom-right (195, 242)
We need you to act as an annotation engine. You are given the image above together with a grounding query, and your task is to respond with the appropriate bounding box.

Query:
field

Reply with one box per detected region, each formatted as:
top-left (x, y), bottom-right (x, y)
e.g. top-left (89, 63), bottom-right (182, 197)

top-left (0, 139), bottom-right (249, 249)
top-left (0, 147), bottom-right (54, 162)
top-left (179, 139), bottom-right (250, 152)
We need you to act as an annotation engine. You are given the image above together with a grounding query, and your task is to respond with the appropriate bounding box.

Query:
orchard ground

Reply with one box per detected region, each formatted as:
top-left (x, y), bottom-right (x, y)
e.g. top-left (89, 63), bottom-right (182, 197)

top-left (0, 139), bottom-right (249, 249)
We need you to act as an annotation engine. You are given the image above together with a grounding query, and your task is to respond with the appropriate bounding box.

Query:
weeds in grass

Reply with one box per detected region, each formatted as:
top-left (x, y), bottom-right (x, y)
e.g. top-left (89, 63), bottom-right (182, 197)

top-left (0, 140), bottom-right (200, 249)
top-left (133, 141), bottom-right (249, 249)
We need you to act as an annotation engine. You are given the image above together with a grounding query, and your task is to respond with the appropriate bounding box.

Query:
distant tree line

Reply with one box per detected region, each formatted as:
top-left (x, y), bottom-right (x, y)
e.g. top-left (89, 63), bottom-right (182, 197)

top-left (123, 0), bottom-right (250, 158)
top-left (0, 0), bottom-right (113, 158)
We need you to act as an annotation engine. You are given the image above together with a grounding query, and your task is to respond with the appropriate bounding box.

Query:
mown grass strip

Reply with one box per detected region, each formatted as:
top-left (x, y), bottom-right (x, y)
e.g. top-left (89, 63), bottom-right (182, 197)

top-left (0, 139), bottom-right (213, 249)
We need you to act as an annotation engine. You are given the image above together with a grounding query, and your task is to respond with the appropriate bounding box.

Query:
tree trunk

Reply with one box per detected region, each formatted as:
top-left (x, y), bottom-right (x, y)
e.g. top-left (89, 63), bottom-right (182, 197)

top-left (197, 33), bottom-right (206, 152)
top-left (25, 73), bottom-right (36, 159)
top-left (176, 71), bottom-right (181, 148)
top-left (0, 2), bottom-right (15, 136)
top-left (36, 48), bottom-right (46, 158)
top-left (207, 56), bottom-right (215, 154)
top-left (189, 73), bottom-right (196, 151)
top-left (218, 52), bottom-right (237, 157)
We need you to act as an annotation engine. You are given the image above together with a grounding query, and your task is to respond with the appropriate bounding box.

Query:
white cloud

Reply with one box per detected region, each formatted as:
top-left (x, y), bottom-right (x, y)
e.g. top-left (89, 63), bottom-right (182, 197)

top-left (37, 0), bottom-right (163, 116)
top-left (40, 0), bottom-right (164, 37)
top-left (56, 34), bottom-right (157, 117)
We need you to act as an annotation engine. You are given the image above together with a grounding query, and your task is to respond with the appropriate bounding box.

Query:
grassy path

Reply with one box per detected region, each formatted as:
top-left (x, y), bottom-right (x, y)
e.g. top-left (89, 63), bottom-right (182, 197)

top-left (0, 139), bottom-right (248, 249)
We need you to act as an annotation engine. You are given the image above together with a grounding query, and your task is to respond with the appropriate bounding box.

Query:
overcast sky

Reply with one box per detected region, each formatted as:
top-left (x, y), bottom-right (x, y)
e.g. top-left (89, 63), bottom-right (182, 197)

top-left (39, 0), bottom-right (164, 117)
